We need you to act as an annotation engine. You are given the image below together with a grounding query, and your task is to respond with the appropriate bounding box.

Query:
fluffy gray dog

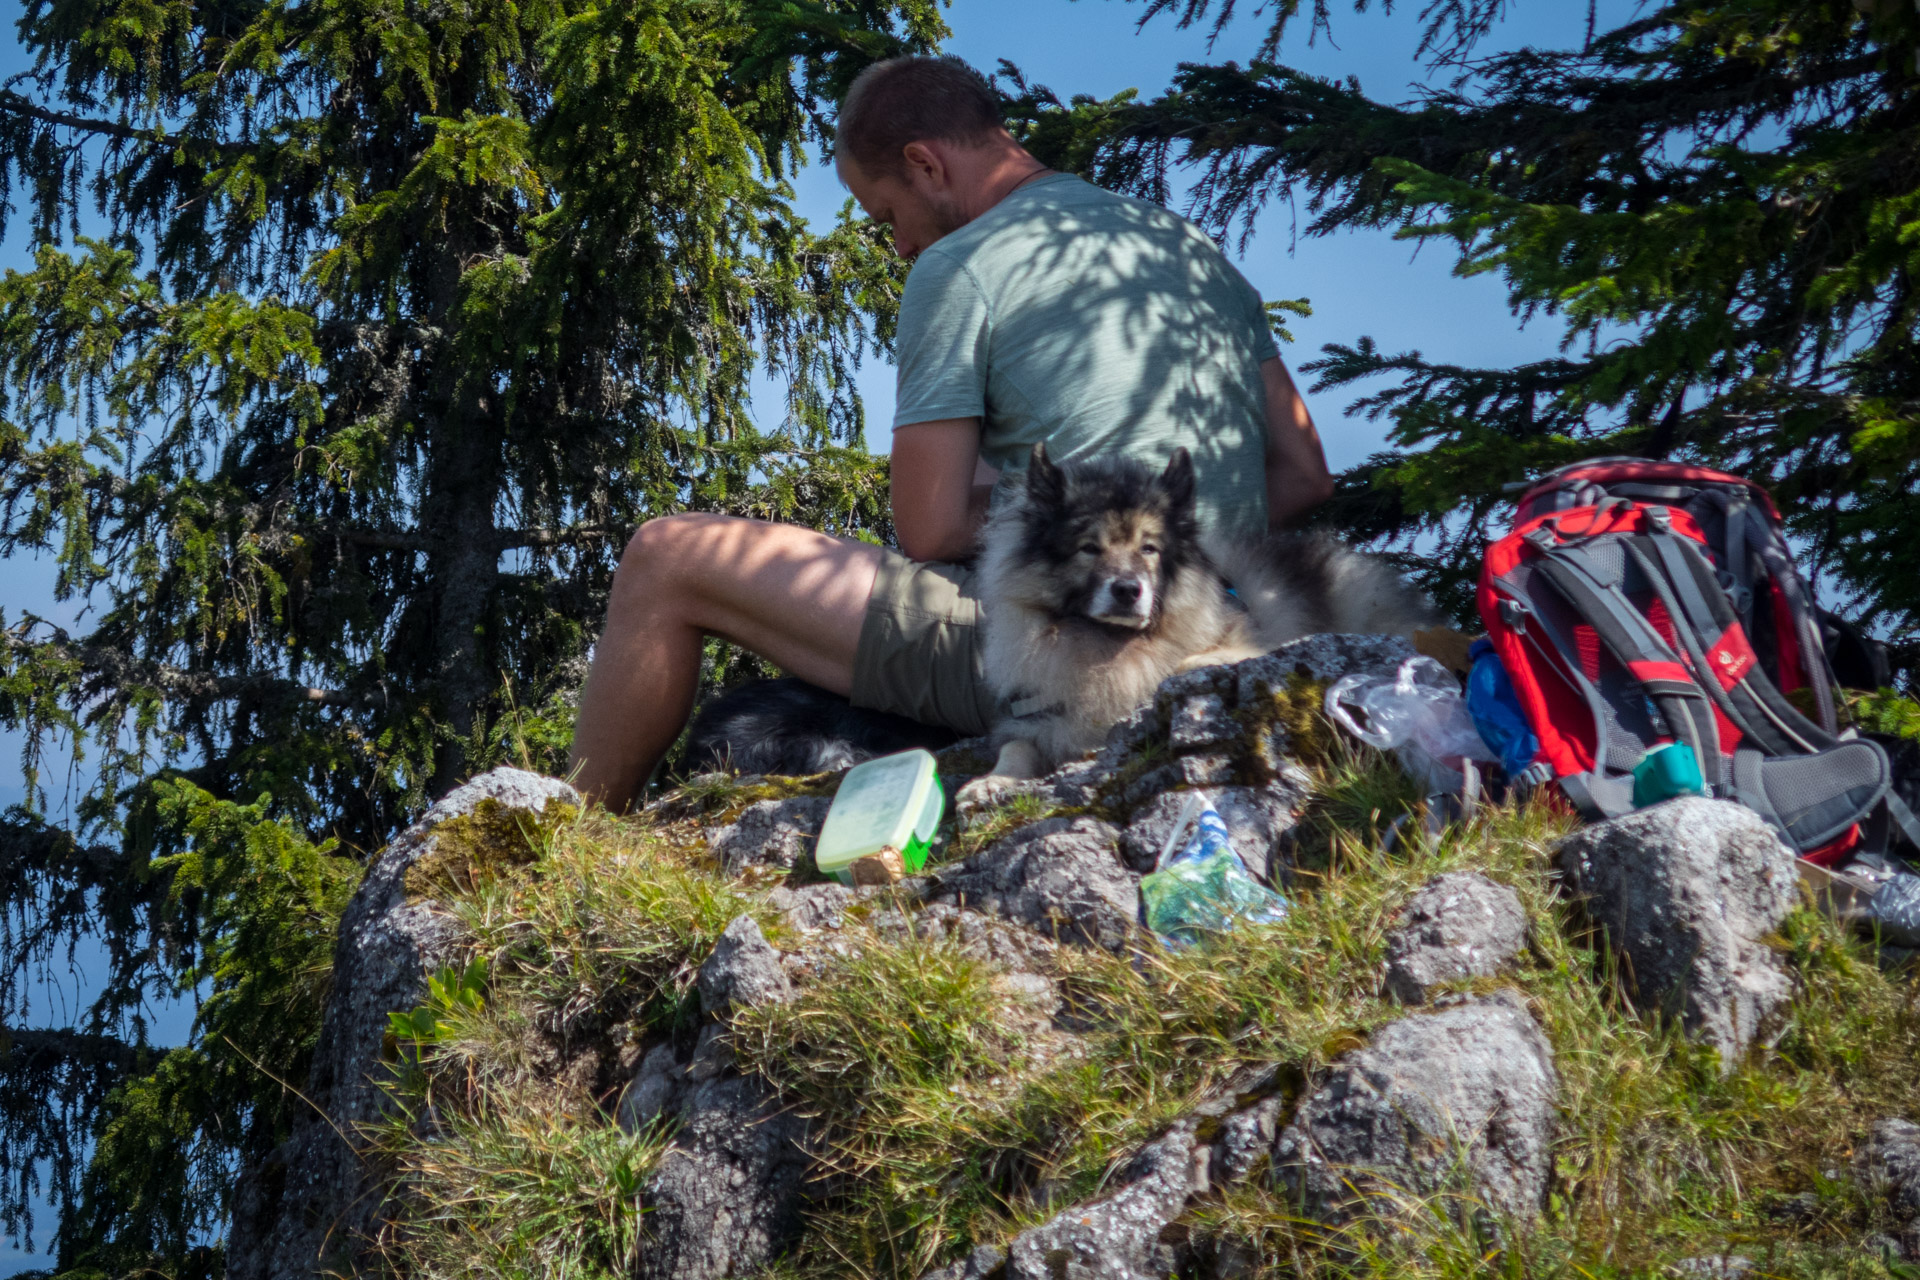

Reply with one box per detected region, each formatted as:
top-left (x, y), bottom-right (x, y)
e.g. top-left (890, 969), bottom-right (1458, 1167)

top-left (971, 443), bottom-right (1438, 784)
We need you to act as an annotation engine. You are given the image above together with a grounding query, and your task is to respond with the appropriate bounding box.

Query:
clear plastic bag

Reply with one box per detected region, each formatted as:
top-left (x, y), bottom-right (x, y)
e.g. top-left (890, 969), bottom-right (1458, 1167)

top-left (1325, 656), bottom-right (1498, 794)
top-left (1139, 793), bottom-right (1289, 948)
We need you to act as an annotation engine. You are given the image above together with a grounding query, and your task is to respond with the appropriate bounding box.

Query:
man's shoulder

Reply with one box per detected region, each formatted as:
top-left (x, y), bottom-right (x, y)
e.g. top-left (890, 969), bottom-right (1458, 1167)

top-left (898, 241), bottom-right (984, 316)
top-left (940, 176), bottom-right (1217, 272)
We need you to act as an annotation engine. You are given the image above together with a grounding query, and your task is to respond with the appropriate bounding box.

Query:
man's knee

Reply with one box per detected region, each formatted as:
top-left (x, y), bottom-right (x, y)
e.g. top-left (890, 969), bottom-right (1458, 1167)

top-left (615, 513), bottom-right (726, 599)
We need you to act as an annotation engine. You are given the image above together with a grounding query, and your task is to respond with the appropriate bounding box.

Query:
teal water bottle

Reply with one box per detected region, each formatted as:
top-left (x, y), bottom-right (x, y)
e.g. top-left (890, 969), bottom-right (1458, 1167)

top-left (1631, 741), bottom-right (1706, 808)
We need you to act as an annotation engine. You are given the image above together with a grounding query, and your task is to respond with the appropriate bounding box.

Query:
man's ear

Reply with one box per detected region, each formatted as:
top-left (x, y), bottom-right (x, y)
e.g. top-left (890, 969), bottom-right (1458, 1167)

top-left (900, 140), bottom-right (947, 189)
top-left (1027, 442), bottom-right (1065, 506)
top-left (1159, 446), bottom-right (1195, 513)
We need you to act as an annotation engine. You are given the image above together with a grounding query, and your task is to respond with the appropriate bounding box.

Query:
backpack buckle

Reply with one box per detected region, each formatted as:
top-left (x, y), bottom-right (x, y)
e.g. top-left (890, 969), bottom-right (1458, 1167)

top-left (1716, 568), bottom-right (1752, 617)
top-left (1646, 505), bottom-right (1673, 533)
top-left (1499, 598), bottom-right (1531, 632)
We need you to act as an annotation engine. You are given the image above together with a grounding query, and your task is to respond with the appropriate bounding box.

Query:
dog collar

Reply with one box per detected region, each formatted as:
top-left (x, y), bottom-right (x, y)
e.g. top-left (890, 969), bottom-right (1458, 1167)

top-left (1008, 692), bottom-right (1067, 720)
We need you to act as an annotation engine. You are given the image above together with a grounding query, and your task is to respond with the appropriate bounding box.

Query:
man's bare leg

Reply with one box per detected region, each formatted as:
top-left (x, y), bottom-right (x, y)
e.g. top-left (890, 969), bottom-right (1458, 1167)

top-left (569, 513), bottom-right (885, 812)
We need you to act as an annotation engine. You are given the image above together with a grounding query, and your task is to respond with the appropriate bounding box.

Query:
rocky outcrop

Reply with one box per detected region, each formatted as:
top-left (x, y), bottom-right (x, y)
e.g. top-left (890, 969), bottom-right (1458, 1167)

top-left (1556, 797), bottom-right (1798, 1071)
top-left (1002, 1120), bottom-right (1206, 1280)
top-left (1240, 633), bottom-right (1418, 689)
top-left (1383, 872), bottom-right (1528, 1004)
top-left (931, 816), bottom-right (1137, 951)
top-left (961, 1064), bottom-right (1292, 1280)
top-left (1856, 1118), bottom-right (1920, 1256)
top-left (708, 795), bottom-right (830, 874)
top-left (1273, 990), bottom-right (1558, 1224)
top-left (922, 1243), bottom-right (1012, 1280)
top-left (918, 992), bottom-right (1557, 1278)
top-left (233, 634), bottom-right (1507, 1280)
top-left (953, 632), bottom-right (1373, 848)
top-left (225, 767), bottom-right (581, 1280)
top-left (698, 915), bottom-right (794, 1015)
top-left (622, 915), bottom-right (817, 1280)
top-left (635, 1061), bottom-right (813, 1280)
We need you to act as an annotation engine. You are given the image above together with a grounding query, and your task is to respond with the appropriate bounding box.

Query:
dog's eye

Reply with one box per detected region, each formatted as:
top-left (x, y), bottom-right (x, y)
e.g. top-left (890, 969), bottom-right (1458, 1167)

top-left (1078, 542), bottom-right (1101, 556)
top-left (1141, 544), bottom-right (1160, 556)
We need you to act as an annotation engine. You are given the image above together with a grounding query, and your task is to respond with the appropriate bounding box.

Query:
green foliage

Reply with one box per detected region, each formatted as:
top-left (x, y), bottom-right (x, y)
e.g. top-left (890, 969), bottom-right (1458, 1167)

top-left (443, 810), bottom-right (762, 1040)
top-left (362, 811), bottom-right (766, 1278)
top-left (1008, 0), bottom-right (1920, 651)
top-left (63, 781), bottom-right (361, 1273)
top-left (389, 959), bottom-right (491, 1050)
top-left (1850, 688), bottom-right (1920, 740)
top-left (371, 946), bottom-right (668, 1280)
top-left (377, 1091), bottom-right (668, 1280)
top-left (0, 0), bottom-right (944, 1262)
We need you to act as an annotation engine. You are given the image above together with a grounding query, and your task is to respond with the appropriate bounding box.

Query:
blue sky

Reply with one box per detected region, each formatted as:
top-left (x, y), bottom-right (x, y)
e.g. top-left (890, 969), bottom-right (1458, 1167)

top-left (0, 1), bottom-right (1628, 1265)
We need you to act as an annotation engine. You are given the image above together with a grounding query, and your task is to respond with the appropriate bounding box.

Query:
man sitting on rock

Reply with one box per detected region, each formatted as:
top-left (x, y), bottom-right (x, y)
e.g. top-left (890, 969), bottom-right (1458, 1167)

top-left (568, 54), bottom-right (1334, 811)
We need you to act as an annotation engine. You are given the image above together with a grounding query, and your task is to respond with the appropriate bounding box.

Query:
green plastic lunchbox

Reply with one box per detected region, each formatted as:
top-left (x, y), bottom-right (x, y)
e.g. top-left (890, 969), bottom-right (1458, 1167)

top-left (815, 749), bottom-right (944, 886)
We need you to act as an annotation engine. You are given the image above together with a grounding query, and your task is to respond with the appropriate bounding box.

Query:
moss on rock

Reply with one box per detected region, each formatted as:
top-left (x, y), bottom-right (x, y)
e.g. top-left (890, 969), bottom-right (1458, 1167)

top-left (403, 796), bottom-right (579, 900)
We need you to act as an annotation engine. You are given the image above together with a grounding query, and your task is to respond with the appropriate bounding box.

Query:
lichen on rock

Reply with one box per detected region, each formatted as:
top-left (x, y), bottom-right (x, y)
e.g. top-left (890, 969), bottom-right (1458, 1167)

top-left (1273, 990), bottom-right (1559, 1225)
top-left (1556, 797), bottom-right (1798, 1070)
top-left (401, 792), bottom-right (577, 899)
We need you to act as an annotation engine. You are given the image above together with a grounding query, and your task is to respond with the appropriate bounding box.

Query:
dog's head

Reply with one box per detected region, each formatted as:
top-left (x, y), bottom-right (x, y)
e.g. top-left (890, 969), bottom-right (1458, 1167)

top-left (1017, 442), bottom-right (1201, 631)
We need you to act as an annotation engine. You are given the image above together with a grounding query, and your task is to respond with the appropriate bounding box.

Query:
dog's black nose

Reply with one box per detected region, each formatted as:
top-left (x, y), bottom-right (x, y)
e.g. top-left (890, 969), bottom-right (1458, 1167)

top-left (1109, 578), bottom-right (1142, 605)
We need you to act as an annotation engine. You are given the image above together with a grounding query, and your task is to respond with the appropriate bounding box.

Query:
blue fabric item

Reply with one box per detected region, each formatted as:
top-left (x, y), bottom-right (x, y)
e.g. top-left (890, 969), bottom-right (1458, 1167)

top-left (1467, 637), bottom-right (1541, 777)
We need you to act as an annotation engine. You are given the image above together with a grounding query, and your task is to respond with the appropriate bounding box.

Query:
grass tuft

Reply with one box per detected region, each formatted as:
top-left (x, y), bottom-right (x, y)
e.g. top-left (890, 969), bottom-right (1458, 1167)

top-left (375, 1081), bottom-right (669, 1280)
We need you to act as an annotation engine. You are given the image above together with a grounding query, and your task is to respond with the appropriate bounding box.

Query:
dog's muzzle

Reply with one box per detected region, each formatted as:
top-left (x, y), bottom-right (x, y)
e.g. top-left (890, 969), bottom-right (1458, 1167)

top-left (1089, 575), bottom-right (1154, 628)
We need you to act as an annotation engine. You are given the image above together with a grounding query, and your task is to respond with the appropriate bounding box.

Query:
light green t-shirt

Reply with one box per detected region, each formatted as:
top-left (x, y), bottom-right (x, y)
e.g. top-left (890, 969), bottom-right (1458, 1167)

top-left (893, 173), bottom-right (1280, 533)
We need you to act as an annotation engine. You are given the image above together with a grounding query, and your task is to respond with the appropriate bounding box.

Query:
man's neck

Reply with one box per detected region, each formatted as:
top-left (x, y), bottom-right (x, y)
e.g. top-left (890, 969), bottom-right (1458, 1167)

top-left (958, 149), bottom-right (1051, 223)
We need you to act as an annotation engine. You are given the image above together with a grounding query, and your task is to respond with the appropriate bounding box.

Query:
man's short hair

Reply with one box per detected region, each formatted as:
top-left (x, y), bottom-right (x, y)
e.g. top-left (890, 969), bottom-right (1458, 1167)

top-left (837, 56), bottom-right (1003, 180)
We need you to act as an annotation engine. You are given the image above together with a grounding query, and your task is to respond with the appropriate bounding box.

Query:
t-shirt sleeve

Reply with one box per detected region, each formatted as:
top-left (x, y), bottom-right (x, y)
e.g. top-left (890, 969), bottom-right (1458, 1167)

top-left (893, 250), bottom-right (993, 428)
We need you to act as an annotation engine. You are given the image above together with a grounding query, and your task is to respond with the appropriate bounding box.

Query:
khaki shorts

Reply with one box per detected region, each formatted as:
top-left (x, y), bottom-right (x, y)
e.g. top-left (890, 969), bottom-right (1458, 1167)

top-left (849, 550), bottom-right (999, 736)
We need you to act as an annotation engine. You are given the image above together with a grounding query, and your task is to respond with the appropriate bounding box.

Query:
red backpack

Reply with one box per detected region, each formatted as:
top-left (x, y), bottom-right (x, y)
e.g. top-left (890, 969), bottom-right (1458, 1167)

top-left (1478, 458), bottom-right (1914, 862)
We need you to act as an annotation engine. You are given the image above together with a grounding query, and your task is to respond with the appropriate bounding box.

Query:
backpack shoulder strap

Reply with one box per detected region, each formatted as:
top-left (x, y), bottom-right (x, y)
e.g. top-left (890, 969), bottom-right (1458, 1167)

top-left (1526, 543), bottom-right (1724, 788)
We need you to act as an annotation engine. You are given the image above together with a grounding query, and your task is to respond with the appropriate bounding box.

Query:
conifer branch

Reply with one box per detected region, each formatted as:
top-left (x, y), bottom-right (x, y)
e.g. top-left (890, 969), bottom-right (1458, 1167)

top-left (496, 525), bottom-right (629, 549)
top-left (0, 91), bottom-right (167, 145)
top-left (306, 524), bottom-right (434, 552)
top-left (3, 628), bottom-right (388, 709)
top-left (0, 820), bottom-right (120, 885)
top-left (0, 1028), bottom-right (141, 1075)
top-left (311, 523), bottom-right (626, 552)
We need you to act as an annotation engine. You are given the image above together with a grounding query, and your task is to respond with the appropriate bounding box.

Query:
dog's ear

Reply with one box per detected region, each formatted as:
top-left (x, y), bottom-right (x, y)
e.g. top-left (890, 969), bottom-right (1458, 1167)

top-left (1159, 446), bottom-right (1196, 512)
top-left (1027, 442), bottom-right (1065, 505)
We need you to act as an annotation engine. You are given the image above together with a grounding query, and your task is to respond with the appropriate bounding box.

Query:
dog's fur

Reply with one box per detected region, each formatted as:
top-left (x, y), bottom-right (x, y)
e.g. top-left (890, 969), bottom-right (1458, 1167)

top-left (683, 676), bottom-right (957, 777)
top-left (976, 443), bottom-right (1438, 779)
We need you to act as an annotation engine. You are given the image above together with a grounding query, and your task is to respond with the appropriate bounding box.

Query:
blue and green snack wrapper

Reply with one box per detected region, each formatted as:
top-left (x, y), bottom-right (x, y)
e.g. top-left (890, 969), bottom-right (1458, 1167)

top-left (1139, 796), bottom-right (1289, 948)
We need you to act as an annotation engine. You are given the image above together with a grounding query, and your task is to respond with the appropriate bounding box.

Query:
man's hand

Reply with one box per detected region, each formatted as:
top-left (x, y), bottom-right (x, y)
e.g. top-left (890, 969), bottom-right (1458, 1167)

top-left (891, 417), bottom-right (991, 561)
top-left (1260, 356), bottom-right (1335, 528)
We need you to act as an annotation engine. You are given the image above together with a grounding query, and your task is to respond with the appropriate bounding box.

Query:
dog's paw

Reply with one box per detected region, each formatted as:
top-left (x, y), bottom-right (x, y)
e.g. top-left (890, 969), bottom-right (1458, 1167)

top-left (954, 773), bottom-right (1046, 827)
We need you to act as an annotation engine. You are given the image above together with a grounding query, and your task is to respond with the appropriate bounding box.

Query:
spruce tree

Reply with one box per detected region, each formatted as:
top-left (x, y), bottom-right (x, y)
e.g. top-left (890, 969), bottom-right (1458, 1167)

top-left (0, 0), bottom-right (936, 1267)
top-left (1013, 0), bottom-right (1920, 656)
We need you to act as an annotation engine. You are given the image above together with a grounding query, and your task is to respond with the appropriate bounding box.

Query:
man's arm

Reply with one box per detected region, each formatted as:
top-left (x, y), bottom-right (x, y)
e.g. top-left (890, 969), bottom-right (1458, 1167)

top-left (1260, 355), bottom-right (1335, 528)
top-left (890, 417), bottom-right (993, 562)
